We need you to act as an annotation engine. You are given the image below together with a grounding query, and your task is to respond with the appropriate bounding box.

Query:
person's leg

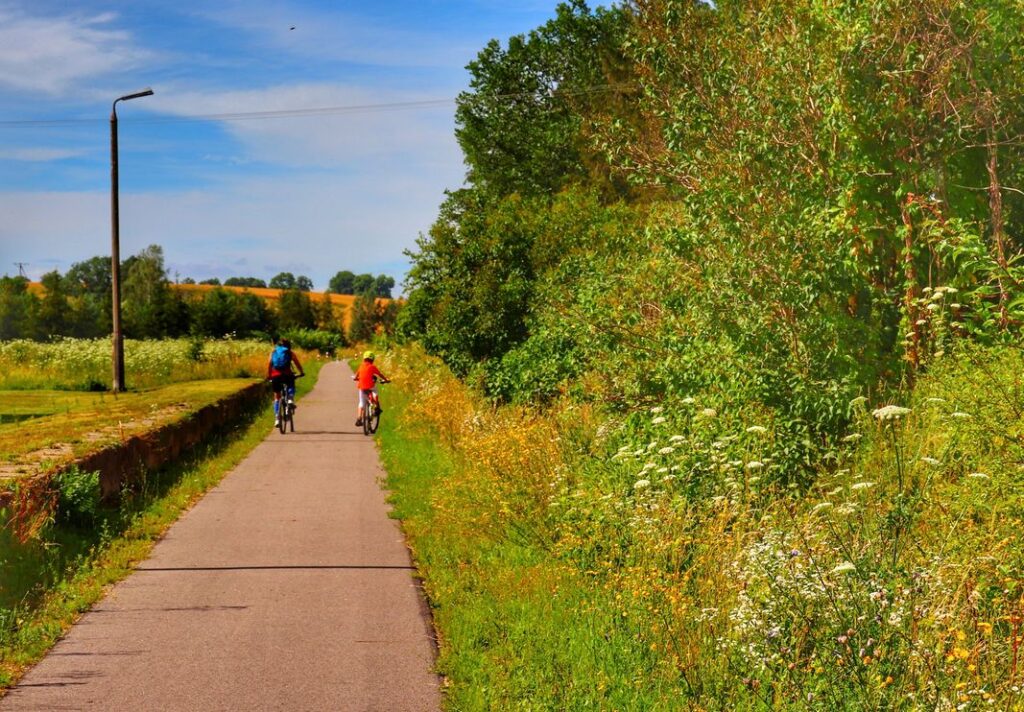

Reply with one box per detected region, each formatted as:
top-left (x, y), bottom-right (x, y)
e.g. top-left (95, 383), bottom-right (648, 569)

top-left (357, 389), bottom-right (368, 425)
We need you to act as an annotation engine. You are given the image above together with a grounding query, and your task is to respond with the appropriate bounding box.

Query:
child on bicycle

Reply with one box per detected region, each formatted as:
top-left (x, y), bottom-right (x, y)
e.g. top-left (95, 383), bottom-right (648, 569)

top-left (268, 337), bottom-right (304, 428)
top-left (353, 350), bottom-right (389, 427)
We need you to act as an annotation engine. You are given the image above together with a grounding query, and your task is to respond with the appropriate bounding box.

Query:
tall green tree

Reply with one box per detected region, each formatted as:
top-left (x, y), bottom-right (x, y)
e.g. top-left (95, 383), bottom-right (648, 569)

top-left (36, 270), bottom-right (70, 338)
top-left (0, 276), bottom-right (38, 340)
top-left (328, 270), bottom-right (356, 294)
top-left (276, 288), bottom-right (316, 329)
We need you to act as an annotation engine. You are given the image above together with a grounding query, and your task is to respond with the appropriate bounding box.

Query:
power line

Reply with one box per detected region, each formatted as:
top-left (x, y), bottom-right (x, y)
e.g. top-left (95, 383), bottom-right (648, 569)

top-left (0, 84), bottom-right (628, 129)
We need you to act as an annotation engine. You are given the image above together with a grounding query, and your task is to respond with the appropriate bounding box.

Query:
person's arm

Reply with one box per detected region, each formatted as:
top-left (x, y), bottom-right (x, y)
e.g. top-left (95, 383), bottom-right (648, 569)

top-left (290, 351), bottom-right (305, 376)
top-left (374, 365), bottom-right (389, 383)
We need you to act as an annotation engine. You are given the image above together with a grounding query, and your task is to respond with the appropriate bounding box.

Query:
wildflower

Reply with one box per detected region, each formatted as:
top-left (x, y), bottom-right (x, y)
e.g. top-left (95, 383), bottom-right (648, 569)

top-left (951, 412), bottom-right (971, 419)
top-left (745, 461), bottom-right (764, 471)
top-left (925, 397), bottom-right (946, 404)
top-left (681, 397), bottom-right (695, 405)
top-left (634, 479), bottom-right (651, 491)
top-left (915, 319), bottom-right (928, 326)
top-left (658, 447), bottom-right (675, 455)
top-left (925, 303), bottom-right (940, 312)
top-left (967, 472), bottom-right (989, 479)
top-left (652, 416), bottom-right (667, 425)
top-left (700, 408), bottom-right (717, 418)
top-left (746, 425), bottom-right (767, 434)
top-left (922, 287), bottom-right (933, 294)
top-left (617, 445), bottom-right (631, 452)
top-left (945, 287), bottom-right (958, 294)
top-left (842, 433), bottom-right (862, 443)
top-left (669, 435), bottom-right (686, 443)
top-left (920, 457), bottom-right (941, 466)
top-left (650, 406), bottom-right (664, 414)
top-left (812, 502), bottom-right (833, 513)
top-left (833, 561), bottom-right (856, 574)
top-left (850, 481), bottom-right (875, 491)
top-left (950, 303), bottom-right (962, 309)
top-left (872, 405), bottom-right (911, 421)
top-left (850, 396), bottom-right (867, 408)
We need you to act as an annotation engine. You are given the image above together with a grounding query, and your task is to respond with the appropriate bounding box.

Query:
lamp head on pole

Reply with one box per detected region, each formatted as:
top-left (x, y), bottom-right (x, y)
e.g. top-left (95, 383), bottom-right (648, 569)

top-left (113, 88), bottom-right (154, 115)
top-left (118, 87), bottom-right (154, 102)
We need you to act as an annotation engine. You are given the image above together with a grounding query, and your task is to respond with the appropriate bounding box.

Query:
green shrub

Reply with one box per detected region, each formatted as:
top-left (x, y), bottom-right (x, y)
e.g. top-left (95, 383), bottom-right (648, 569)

top-left (52, 468), bottom-right (101, 530)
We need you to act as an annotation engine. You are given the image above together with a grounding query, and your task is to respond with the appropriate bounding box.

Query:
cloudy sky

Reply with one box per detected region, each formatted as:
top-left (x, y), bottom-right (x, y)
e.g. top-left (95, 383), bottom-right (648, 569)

top-left (0, 0), bottom-right (559, 290)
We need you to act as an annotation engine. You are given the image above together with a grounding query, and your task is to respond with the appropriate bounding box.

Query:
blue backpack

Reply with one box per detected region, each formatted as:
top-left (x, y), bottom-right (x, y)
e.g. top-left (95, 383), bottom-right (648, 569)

top-left (271, 345), bottom-right (290, 371)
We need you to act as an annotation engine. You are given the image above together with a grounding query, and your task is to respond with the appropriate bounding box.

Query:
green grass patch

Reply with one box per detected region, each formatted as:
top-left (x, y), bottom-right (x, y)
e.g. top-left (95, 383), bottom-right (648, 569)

top-left (0, 360), bottom-right (323, 689)
top-left (376, 358), bottom-right (679, 710)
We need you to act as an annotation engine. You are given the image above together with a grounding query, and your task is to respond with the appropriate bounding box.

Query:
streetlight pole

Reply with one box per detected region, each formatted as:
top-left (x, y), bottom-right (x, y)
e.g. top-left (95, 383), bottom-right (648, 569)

top-left (110, 88), bottom-right (153, 393)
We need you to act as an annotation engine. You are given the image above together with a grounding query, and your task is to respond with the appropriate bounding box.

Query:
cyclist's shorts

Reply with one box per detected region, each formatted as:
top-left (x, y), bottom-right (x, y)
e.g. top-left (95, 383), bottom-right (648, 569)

top-left (271, 374), bottom-right (296, 394)
top-left (358, 387), bottom-right (377, 409)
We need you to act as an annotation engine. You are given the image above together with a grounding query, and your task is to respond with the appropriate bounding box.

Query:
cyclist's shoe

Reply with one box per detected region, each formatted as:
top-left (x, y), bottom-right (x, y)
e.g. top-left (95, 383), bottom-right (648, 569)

top-left (376, 405), bottom-right (383, 414)
top-left (355, 418), bottom-right (363, 427)
top-left (274, 417), bottom-right (280, 427)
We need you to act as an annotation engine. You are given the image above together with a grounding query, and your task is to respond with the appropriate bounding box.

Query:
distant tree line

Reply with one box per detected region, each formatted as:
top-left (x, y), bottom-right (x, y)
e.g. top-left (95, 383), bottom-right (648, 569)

top-left (0, 245), bottom-right (399, 343)
top-left (328, 271), bottom-right (395, 298)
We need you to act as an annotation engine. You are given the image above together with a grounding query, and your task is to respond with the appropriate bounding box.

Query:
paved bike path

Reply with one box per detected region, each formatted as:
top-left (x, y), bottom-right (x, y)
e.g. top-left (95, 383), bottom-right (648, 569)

top-left (1, 361), bottom-right (441, 711)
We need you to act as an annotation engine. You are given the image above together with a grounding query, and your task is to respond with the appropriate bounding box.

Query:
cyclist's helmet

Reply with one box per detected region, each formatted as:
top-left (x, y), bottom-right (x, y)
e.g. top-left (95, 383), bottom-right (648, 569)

top-left (363, 350), bottom-right (375, 361)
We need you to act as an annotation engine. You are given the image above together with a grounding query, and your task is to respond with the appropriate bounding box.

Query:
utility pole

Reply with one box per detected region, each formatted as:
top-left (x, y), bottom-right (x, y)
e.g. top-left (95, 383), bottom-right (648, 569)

top-left (110, 87), bottom-right (154, 393)
top-left (13, 262), bottom-right (27, 278)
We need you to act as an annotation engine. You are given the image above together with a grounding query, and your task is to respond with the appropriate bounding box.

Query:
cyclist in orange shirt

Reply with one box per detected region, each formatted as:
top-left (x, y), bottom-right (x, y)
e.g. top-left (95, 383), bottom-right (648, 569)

top-left (353, 351), bottom-right (389, 426)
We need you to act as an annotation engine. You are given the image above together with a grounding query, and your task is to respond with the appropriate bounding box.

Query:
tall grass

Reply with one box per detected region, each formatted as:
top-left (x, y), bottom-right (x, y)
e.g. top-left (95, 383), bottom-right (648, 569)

top-left (0, 337), bottom-right (274, 391)
top-left (378, 343), bottom-right (1024, 709)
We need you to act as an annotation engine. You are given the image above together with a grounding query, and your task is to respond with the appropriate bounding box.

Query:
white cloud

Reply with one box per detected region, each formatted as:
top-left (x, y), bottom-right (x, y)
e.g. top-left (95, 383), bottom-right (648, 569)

top-left (0, 147), bottom-right (87, 161)
top-left (145, 82), bottom-right (462, 167)
top-left (0, 6), bottom-right (152, 95)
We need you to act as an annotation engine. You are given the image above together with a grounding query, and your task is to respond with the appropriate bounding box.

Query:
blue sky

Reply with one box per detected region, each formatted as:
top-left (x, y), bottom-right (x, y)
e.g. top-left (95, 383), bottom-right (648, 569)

top-left (0, 0), bottom-right (561, 289)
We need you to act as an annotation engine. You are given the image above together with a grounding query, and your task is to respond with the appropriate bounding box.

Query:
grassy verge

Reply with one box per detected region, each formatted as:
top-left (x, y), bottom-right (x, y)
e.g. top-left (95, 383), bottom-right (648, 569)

top-left (375, 350), bottom-right (671, 710)
top-left (0, 359), bottom-right (323, 689)
top-left (375, 343), bottom-right (1024, 708)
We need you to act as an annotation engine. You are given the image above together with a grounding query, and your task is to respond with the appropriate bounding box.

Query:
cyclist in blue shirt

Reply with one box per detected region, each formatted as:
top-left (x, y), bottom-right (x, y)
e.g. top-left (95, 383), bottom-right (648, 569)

top-left (267, 338), bottom-right (304, 427)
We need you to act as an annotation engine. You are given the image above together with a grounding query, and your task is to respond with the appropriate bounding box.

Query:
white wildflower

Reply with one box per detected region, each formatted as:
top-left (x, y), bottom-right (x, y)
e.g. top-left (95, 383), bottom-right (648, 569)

top-left (915, 319), bottom-right (928, 326)
top-left (872, 405), bottom-right (911, 421)
top-left (944, 287), bottom-right (958, 294)
top-left (701, 408), bottom-right (718, 418)
top-left (926, 303), bottom-right (941, 312)
top-left (746, 425), bottom-right (767, 434)
top-left (951, 411), bottom-right (971, 419)
top-left (681, 397), bottom-right (695, 405)
top-left (650, 406), bottom-right (664, 414)
top-left (967, 472), bottom-right (990, 480)
top-left (812, 502), bottom-right (833, 513)
top-left (850, 481), bottom-right (876, 491)
top-left (925, 397), bottom-right (946, 404)
top-left (850, 396), bottom-right (868, 407)
top-left (745, 461), bottom-right (764, 471)
top-left (617, 445), bottom-right (631, 452)
top-left (658, 446), bottom-right (675, 455)
top-left (669, 435), bottom-right (686, 443)
top-left (634, 479), bottom-right (651, 491)
top-left (920, 457), bottom-right (941, 466)
top-left (833, 561), bottom-right (857, 574)
top-left (652, 416), bottom-right (667, 424)
top-left (842, 433), bottom-right (862, 442)
top-left (950, 303), bottom-right (962, 309)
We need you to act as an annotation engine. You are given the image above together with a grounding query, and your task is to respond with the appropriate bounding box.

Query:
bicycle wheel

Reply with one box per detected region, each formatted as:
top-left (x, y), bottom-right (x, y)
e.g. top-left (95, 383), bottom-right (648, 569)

top-left (278, 403), bottom-right (286, 434)
top-left (289, 400), bottom-right (295, 432)
top-left (362, 404), bottom-right (372, 435)
top-left (368, 406), bottom-right (380, 434)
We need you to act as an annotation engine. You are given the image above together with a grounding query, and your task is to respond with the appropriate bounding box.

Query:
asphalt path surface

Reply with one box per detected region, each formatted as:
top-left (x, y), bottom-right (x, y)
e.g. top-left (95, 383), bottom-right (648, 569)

top-left (1, 362), bottom-right (441, 711)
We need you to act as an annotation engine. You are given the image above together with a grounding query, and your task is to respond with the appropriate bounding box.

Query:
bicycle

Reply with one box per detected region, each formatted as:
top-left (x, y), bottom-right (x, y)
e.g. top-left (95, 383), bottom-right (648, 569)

top-left (277, 375), bottom-right (303, 434)
top-left (361, 379), bottom-right (388, 436)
